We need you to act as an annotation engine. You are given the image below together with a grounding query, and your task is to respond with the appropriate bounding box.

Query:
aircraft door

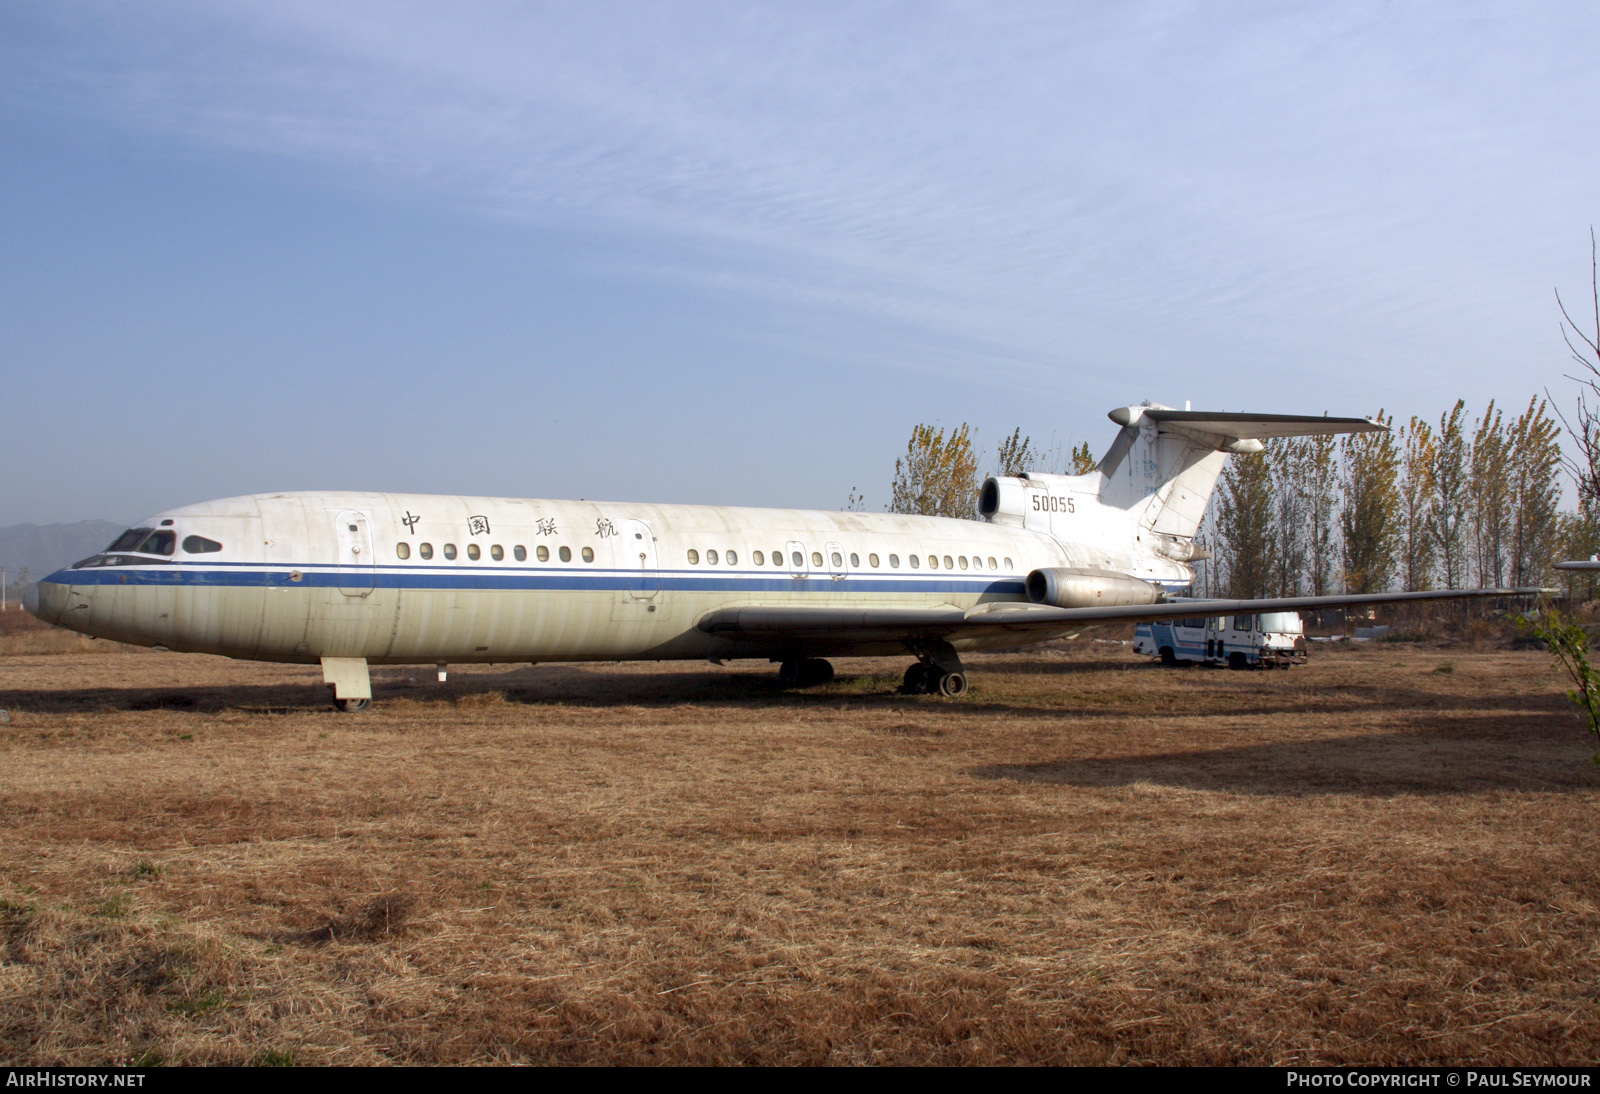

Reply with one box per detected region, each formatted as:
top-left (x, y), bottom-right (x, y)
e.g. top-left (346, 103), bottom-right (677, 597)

top-left (786, 540), bottom-right (809, 579)
top-left (336, 510), bottom-right (375, 597)
top-left (616, 518), bottom-right (658, 601)
top-left (825, 540), bottom-right (848, 580)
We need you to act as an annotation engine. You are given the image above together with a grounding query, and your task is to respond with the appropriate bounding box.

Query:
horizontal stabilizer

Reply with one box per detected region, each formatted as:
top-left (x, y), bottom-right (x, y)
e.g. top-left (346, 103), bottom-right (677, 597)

top-left (1108, 407), bottom-right (1384, 441)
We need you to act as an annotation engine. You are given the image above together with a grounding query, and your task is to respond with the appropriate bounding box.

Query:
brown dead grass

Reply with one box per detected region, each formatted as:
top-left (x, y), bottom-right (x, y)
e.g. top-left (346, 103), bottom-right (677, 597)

top-left (0, 631), bottom-right (1597, 1065)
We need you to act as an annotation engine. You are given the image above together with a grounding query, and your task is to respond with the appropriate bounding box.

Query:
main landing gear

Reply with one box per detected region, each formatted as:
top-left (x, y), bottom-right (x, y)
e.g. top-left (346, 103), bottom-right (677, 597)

top-left (900, 640), bottom-right (969, 697)
top-left (777, 658), bottom-right (836, 688)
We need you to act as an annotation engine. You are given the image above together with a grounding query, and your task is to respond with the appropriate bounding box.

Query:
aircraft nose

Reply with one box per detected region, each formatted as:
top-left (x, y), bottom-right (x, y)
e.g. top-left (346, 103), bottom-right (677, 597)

top-left (23, 575), bottom-right (56, 623)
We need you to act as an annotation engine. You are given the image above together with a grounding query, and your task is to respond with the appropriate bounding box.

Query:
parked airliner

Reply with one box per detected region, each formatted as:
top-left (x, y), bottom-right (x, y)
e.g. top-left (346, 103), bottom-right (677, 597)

top-left (26, 404), bottom-right (1528, 709)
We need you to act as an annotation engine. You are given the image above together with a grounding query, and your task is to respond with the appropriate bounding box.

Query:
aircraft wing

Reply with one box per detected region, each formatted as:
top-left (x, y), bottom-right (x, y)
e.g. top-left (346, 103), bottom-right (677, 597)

top-left (696, 587), bottom-right (1543, 649)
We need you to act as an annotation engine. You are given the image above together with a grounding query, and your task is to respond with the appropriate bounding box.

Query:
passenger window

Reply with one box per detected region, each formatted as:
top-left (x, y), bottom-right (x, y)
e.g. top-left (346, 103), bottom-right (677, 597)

top-left (467, 544), bottom-right (481, 560)
top-left (944, 555), bottom-right (954, 569)
top-left (928, 555), bottom-right (938, 569)
top-left (536, 546), bottom-right (549, 562)
top-left (988, 556), bottom-right (997, 569)
top-left (491, 545), bottom-right (504, 561)
top-left (1004, 557), bottom-right (1013, 569)
top-left (726, 550), bottom-right (737, 565)
top-left (889, 554), bottom-right (899, 568)
top-left (910, 555), bottom-right (920, 569)
top-left (831, 551), bottom-right (842, 568)
top-left (582, 547), bottom-right (594, 562)
top-left (791, 551), bottom-right (803, 567)
top-left (707, 549), bottom-right (719, 565)
top-left (850, 552), bottom-right (859, 567)
top-left (869, 553), bottom-right (879, 568)
top-left (753, 551), bottom-right (764, 566)
top-left (559, 546), bottom-right (572, 562)
top-left (419, 543), bottom-right (433, 560)
top-left (811, 551), bottom-right (823, 567)
top-left (514, 545), bottom-right (526, 561)
top-left (444, 544), bottom-right (457, 560)
top-left (396, 543), bottom-right (410, 560)
top-left (958, 556), bottom-right (968, 570)
top-left (774, 548), bottom-right (785, 565)
top-left (972, 556), bottom-right (982, 570)
top-left (182, 535), bottom-right (223, 554)
top-left (688, 549), bottom-right (700, 565)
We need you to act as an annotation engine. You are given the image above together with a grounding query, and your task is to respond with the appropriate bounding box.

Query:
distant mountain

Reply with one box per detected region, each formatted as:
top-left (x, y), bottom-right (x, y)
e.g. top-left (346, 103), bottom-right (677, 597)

top-left (0, 520), bottom-right (124, 585)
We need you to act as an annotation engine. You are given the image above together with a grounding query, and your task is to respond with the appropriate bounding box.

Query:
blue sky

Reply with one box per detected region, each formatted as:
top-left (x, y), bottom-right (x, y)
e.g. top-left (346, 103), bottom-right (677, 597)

top-left (3, 2), bottom-right (1599, 525)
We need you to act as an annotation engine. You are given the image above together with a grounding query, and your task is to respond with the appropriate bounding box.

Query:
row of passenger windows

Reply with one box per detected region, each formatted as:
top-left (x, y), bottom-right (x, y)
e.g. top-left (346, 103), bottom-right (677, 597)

top-left (394, 539), bottom-right (1013, 572)
top-left (686, 548), bottom-right (1012, 572)
top-left (396, 542), bottom-right (595, 563)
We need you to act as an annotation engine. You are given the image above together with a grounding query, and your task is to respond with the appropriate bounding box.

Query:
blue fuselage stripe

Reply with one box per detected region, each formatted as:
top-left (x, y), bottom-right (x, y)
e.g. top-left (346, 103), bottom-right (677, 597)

top-left (44, 566), bottom-right (1029, 598)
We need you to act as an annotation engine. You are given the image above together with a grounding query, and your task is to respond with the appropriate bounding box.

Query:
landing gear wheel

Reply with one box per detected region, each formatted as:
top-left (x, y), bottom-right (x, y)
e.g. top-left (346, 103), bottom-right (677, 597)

top-left (1228, 652), bottom-right (1247, 671)
top-left (902, 663), bottom-right (933, 694)
top-left (1159, 647), bottom-right (1177, 667)
top-left (778, 659), bottom-right (803, 687)
top-left (333, 697), bottom-right (371, 713)
top-left (937, 671), bottom-right (969, 698)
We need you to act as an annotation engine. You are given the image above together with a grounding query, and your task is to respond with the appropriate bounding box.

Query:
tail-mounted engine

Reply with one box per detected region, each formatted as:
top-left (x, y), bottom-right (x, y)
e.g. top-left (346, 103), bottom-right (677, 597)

top-left (1024, 567), bottom-right (1161, 609)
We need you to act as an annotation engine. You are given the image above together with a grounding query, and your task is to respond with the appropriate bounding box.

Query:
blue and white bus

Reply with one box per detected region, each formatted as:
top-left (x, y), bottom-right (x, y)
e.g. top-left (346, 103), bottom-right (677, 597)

top-left (1134, 603), bottom-right (1307, 669)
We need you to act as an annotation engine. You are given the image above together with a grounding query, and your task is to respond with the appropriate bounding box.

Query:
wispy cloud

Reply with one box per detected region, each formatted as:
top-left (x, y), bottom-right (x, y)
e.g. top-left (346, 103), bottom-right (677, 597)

top-left (7, 1), bottom-right (1600, 399)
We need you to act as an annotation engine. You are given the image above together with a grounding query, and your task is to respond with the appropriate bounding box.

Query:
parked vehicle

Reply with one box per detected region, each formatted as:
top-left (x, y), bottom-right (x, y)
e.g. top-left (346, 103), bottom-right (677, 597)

top-left (1134, 605), bottom-right (1307, 669)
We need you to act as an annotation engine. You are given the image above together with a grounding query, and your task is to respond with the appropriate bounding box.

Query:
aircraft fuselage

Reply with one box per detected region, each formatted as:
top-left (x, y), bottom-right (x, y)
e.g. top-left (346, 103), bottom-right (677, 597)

top-left (29, 490), bottom-right (1194, 667)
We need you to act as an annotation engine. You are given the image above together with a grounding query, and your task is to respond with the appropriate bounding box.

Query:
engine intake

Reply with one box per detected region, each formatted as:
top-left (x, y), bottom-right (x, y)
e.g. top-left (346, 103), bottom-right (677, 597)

top-left (1024, 567), bottom-right (1161, 609)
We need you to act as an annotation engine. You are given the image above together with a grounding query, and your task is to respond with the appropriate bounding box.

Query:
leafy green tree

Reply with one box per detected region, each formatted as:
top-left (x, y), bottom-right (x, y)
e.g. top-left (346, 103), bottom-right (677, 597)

top-left (1341, 411), bottom-right (1400, 593)
top-left (1069, 441), bottom-right (1096, 474)
top-left (1522, 607), bottom-right (1600, 763)
top-left (890, 423), bottom-right (978, 519)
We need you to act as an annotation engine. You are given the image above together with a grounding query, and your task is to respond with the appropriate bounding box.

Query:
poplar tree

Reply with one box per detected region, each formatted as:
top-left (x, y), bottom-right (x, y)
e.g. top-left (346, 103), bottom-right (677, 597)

top-left (1431, 400), bottom-right (1471, 588)
top-left (1506, 397), bottom-right (1562, 588)
top-left (1470, 402), bottom-right (1510, 587)
top-left (1270, 438), bottom-right (1307, 596)
top-left (890, 423), bottom-right (979, 519)
top-left (1302, 433), bottom-right (1341, 596)
top-left (1341, 411), bottom-right (1400, 593)
top-left (1216, 450), bottom-right (1277, 599)
top-left (1399, 417), bottom-right (1437, 590)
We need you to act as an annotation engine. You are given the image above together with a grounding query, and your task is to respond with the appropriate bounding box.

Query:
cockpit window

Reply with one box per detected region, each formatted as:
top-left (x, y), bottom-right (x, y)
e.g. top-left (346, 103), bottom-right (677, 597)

top-left (182, 535), bottom-right (223, 554)
top-left (137, 531), bottom-right (176, 556)
top-left (108, 528), bottom-right (152, 552)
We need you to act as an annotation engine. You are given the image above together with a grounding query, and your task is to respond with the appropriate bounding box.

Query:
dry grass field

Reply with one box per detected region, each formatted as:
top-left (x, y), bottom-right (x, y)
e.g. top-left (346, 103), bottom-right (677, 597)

top-left (1, 609), bottom-right (1597, 1065)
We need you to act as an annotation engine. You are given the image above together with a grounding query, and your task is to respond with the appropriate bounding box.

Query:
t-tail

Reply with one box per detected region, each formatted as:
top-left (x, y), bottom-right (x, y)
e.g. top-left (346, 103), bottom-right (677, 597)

top-left (980, 403), bottom-right (1383, 583)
